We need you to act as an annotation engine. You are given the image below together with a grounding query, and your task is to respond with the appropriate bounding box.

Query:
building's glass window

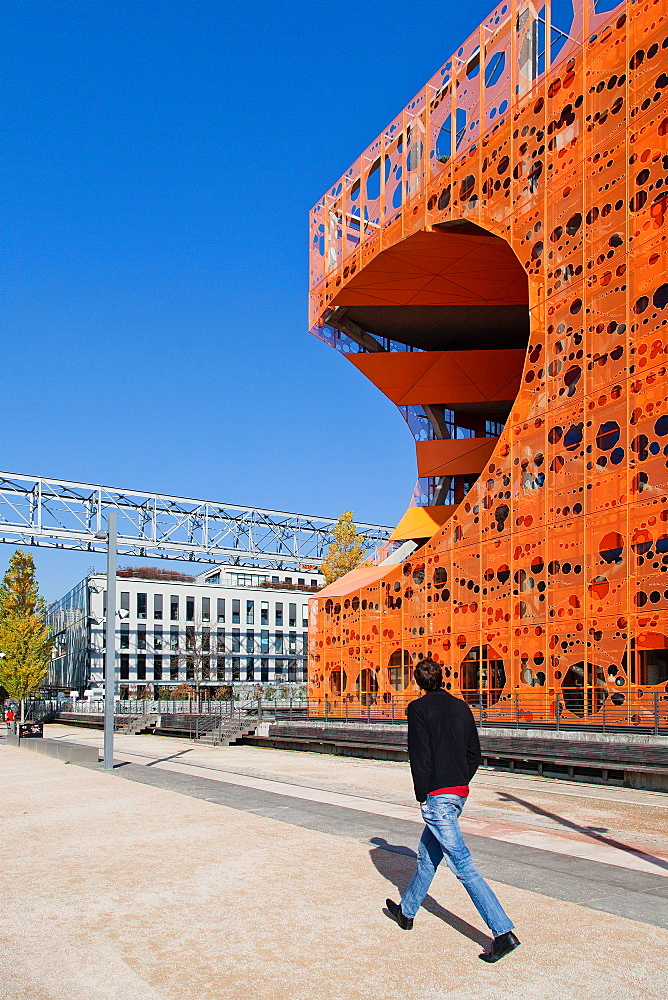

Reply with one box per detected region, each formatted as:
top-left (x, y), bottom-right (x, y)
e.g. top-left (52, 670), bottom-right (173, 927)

top-left (154, 625), bottom-right (163, 650)
top-left (285, 577), bottom-right (292, 584)
top-left (216, 658), bottom-right (225, 682)
top-left (138, 625), bottom-right (147, 650)
top-left (302, 605), bottom-right (308, 628)
top-left (201, 597), bottom-right (210, 622)
top-left (170, 655), bottom-right (179, 681)
top-left (246, 600), bottom-right (254, 624)
top-left (232, 599), bottom-right (240, 624)
top-left (245, 630), bottom-right (254, 654)
top-left (260, 602), bottom-right (269, 626)
top-left (232, 629), bottom-right (241, 653)
top-left (137, 654), bottom-right (146, 680)
top-left (202, 627), bottom-right (210, 652)
top-left (186, 658), bottom-right (194, 681)
top-left (170, 627), bottom-right (179, 651)
top-left (216, 629), bottom-right (225, 652)
top-left (298, 578), bottom-right (305, 586)
top-left (120, 591), bottom-right (130, 613)
top-left (302, 632), bottom-right (308, 653)
top-left (275, 603), bottom-right (283, 626)
top-left (310, 579), bottom-right (318, 588)
top-left (246, 658), bottom-right (255, 681)
top-left (185, 625), bottom-right (195, 652)
top-left (271, 576), bottom-right (279, 583)
top-left (288, 659), bottom-right (298, 682)
top-left (120, 654), bottom-right (130, 680)
top-left (207, 572), bottom-right (220, 585)
top-left (154, 655), bottom-right (163, 681)
top-left (217, 598), bottom-right (225, 623)
top-left (275, 632), bottom-right (283, 654)
top-left (186, 597), bottom-right (195, 622)
top-left (289, 604), bottom-right (297, 627)
top-left (154, 593), bottom-right (163, 620)
top-left (170, 596), bottom-right (179, 621)
top-left (274, 659), bottom-right (283, 676)
top-left (202, 657), bottom-right (210, 681)
top-left (232, 657), bottom-right (240, 681)
top-left (261, 630), bottom-right (269, 654)
top-left (120, 623), bottom-right (130, 649)
top-left (289, 632), bottom-right (297, 653)
top-left (137, 593), bottom-right (147, 620)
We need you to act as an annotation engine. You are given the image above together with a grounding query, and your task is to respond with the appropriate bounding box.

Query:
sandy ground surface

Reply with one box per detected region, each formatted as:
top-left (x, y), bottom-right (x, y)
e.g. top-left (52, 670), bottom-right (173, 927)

top-left (1, 735), bottom-right (667, 1000)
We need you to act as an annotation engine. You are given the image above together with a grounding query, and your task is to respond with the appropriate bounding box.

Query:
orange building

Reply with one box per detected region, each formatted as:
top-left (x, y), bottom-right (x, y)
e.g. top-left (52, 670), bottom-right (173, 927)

top-left (308, 0), bottom-right (668, 729)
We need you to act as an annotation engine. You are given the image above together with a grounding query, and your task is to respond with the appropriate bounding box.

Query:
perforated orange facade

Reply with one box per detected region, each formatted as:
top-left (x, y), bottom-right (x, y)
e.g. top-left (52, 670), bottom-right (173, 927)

top-left (308, 0), bottom-right (668, 729)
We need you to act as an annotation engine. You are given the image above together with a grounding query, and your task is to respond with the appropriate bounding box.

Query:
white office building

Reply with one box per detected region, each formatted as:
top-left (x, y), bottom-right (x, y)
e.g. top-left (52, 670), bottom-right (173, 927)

top-left (48, 564), bottom-right (323, 697)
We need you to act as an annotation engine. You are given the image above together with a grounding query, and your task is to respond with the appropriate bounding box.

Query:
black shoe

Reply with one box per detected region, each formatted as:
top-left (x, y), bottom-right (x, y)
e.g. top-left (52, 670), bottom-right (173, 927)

top-left (479, 931), bottom-right (520, 963)
top-left (386, 898), bottom-right (413, 930)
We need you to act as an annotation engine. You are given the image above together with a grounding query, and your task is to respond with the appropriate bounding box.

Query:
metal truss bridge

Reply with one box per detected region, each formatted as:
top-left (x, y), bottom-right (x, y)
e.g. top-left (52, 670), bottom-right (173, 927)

top-left (0, 472), bottom-right (393, 569)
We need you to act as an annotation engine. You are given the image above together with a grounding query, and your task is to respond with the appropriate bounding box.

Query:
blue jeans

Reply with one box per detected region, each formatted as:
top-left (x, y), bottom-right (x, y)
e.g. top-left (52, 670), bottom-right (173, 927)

top-left (400, 794), bottom-right (514, 938)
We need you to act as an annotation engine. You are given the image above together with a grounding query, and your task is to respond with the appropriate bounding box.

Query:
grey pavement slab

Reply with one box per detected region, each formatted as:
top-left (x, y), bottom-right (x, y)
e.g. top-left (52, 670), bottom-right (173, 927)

top-left (92, 757), bottom-right (668, 930)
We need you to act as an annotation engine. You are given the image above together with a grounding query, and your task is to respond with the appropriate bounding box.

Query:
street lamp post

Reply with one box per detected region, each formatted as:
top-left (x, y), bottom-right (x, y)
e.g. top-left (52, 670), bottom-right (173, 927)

top-left (96, 511), bottom-right (118, 771)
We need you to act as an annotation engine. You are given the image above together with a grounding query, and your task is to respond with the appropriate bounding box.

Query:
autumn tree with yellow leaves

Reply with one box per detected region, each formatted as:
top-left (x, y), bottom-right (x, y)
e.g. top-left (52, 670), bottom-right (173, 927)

top-left (0, 550), bottom-right (53, 721)
top-left (320, 511), bottom-right (366, 585)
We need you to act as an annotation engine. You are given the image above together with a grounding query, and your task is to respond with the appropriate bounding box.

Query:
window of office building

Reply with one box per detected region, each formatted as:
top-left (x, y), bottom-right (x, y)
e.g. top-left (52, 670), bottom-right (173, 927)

top-left (202, 657), bottom-right (210, 681)
top-left (186, 658), bottom-right (194, 681)
top-left (186, 625), bottom-right (195, 652)
top-left (310, 579), bottom-right (318, 588)
top-left (289, 604), bottom-right (297, 627)
top-left (288, 659), bottom-right (298, 682)
top-left (231, 629), bottom-right (241, 653)
top-left (138, 625), bottom-right (147, 650)
top-left (186, 596), bottom-right (195, 622)
top-left (170, 627), bottom-right (179, 651)
top-left (201, 597), bottom-right (210, 622)
top-left (137, 654), bottom-right (146, 680)
top-left (202, 628), bottom-right (210, 652)
top-left (120, 592), bottom-right (130, 613)
top-left (120, 623), bottom-right (130, 650)
top-left (217, 598), bottom-right (225, 623)
top-left (154, 625), bottom-right (163, 650)
top-left (261, 658), bottom-right (269, 682)
top-left (298, 578), bottom-right (305, 586)
top-left (216, 658), bottom-right (225, 682)
top-left (275, 602), bottom-right (283, 626)
top-left (302, 632), bottom-right (308, 654)
top-left (170, 596), bottom-right (179, 621)
top-left (170, 655), bottom-right (179, 681)
top-left (274, 659), bottom-right (283, 676)
top-left (208, 572), bottom-right (220, 585)
top-left (289, 632), bottom-right (297, 653)
top-left (302, 605), bottom-right (308, 628)
top-left (275, 632), bottom-right (283, 654)
top-left (154, 655), bottom-right (163, 681)
top-left (216, 629), bottom-right (225, 653)
top-left (285, 577), bottom-right (292, 584)
top-left (245, 630), bottom-right (254, 654)
top-left (261, 630), bottom-right (269, 654)
top-left (261, 602), bottom-right (269, 625)
top-left (137, 593), bottom-right (147, 620)
top-left (246, 658), bottom-right (255, 682)
top-left (154, 593), bottom-right (163, 620)
top-left (246, 600), bottom-right (254, 624)
top-left (271, 576), bottom-right (279, 583)
top-left (232, 657), bottom-right (240, 681)
top-left (120, 654), bottom-right (130, 680)
top-left (232, 599), bottom-right (240, 624)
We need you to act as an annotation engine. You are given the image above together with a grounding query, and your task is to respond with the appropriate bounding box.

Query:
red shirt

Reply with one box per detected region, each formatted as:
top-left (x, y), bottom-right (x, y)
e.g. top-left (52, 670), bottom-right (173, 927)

top-left (428, 785), bottom-right (469, 797)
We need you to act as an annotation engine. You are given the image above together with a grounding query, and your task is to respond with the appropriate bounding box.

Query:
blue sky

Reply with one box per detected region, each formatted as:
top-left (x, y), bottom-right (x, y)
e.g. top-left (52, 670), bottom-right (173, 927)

top-left (1, 0), bottom-right (494, 600)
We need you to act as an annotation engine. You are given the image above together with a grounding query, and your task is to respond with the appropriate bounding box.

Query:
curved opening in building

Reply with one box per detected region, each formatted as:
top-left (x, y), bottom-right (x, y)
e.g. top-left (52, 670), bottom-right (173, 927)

top-left (324, 221), bottom-right (531, 535)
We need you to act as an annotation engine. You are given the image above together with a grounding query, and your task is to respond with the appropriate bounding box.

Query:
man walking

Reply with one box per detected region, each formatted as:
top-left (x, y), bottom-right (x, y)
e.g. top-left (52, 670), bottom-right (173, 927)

top-left (386, 657), bottom-right (520, 963)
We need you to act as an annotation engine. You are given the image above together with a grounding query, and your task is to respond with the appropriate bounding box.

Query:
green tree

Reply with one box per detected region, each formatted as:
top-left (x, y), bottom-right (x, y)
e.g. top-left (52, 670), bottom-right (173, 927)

top-left (320, 511), bottom-right (366, 585)
top-left (0, 550), bottom-right (53, 721)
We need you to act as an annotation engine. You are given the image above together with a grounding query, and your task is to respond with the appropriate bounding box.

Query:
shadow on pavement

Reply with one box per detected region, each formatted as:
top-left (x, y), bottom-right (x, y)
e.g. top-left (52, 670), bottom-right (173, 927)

top-left (497, 792), bottom-right (668, 873)
top-left (369, 837), bottom-right (490, 947)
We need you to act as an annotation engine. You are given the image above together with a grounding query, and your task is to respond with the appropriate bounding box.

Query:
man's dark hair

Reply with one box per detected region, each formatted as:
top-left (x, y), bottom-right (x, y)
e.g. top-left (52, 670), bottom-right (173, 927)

top-left (413, 658), bottom-right (443, 691)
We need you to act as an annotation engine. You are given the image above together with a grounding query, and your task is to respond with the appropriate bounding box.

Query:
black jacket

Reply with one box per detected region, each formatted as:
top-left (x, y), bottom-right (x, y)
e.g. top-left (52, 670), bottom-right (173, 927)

top-left (406, 689), bottom-right (482, 802)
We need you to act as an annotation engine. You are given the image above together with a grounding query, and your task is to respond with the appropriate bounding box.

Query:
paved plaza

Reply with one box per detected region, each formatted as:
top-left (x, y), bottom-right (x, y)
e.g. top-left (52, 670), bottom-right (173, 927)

top-left (1, 726), bottom-right (667, 1000)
